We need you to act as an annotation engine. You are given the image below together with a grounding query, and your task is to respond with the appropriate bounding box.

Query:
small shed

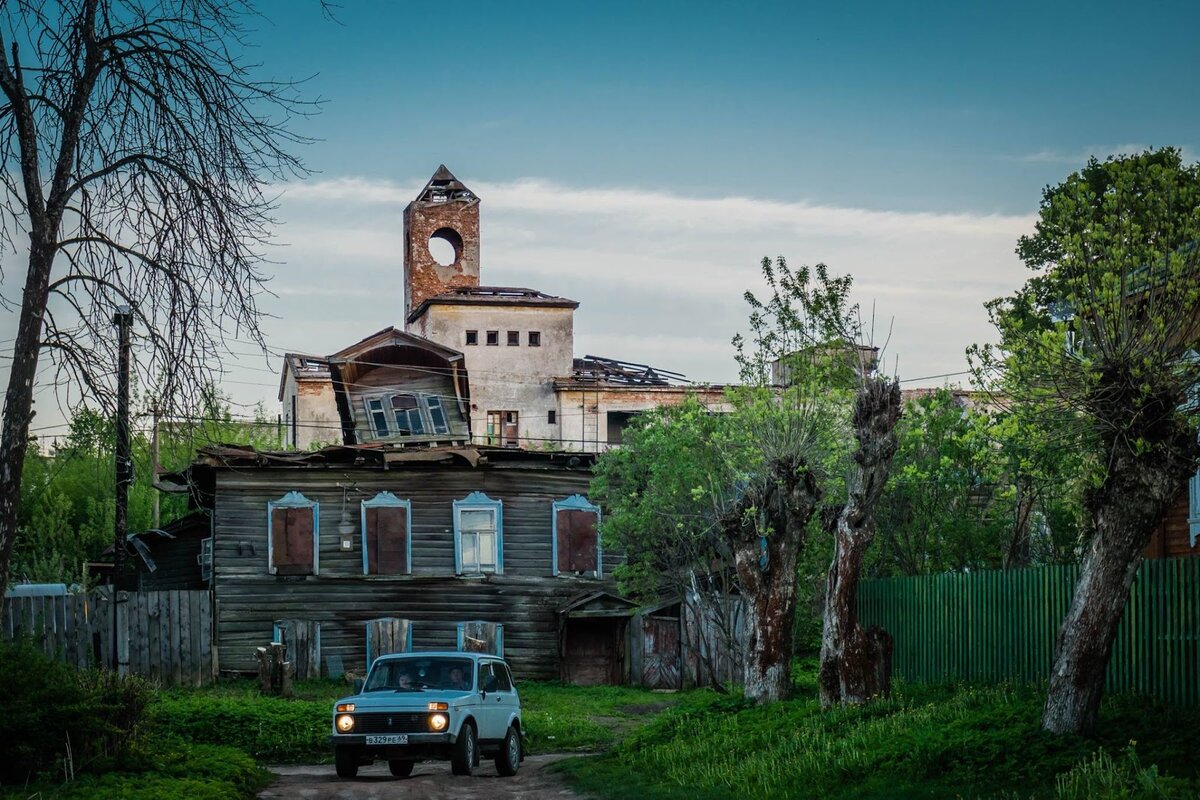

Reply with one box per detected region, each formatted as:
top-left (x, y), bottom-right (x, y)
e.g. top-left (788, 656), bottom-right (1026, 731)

top-left (129, 512), bottom-right (212, 591)
top-left (558, 591), bottom-right (686, 690)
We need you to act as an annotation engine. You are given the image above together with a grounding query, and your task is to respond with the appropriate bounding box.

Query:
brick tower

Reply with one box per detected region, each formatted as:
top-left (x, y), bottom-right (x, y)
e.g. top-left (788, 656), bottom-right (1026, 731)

top-left (403, 165), bottom-right (481, 324)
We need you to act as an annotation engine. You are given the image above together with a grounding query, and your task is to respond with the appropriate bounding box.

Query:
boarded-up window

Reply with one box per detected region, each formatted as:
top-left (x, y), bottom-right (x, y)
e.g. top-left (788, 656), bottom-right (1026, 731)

top-left (458, 620), bottom-right (503, 656)
top-left (365, 505), bottom-right (409, 573)
top-left (557, 509), bottom-right (599, 574)
top-left (270, 504), bottom-right (315, 575)
top-left (553, 495), bottom-right (601, 576)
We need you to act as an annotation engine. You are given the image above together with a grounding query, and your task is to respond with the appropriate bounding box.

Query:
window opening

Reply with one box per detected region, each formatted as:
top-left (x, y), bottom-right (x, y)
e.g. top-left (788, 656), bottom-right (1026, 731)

top-left (507, 330), bottom-right (520, 346)
top-left (528, 331), bottom-right (541, 347)
top-left (366, 398), bottom-right (389, 439)
top-left (548, 409), bottom-right (557, 425)
top-left (486, 330), bottom-right (499, 346)
top-left (465, 330), bottom-right (478, 346)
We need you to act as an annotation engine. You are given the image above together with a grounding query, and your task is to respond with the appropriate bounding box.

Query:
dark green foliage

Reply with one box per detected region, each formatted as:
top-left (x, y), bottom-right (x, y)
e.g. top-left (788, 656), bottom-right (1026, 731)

top-left (1, 739), bottom-right (267, 800)
top-left (559, 663), bottom-right (1200, 800)
top-left (0, 639), bottom-right (152, 785)
top-left (147, 693), bottom-right (331, 763)
top-left (15, 397), bottom-right (282, 586)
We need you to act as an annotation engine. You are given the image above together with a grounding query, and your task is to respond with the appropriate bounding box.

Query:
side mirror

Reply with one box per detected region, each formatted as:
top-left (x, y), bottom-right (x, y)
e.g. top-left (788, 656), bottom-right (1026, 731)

top-left (353, 678), bottom-right (365, 694)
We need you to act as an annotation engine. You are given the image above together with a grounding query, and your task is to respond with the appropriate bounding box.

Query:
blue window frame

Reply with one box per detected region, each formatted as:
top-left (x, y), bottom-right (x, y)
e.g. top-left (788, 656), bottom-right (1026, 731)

top-left (551, 494), bottom-right (602, 576)
top-left (267, 491), bottom-right (319, 575)
top-left (452, 491), bottom-right (503, 574)
top-left (360, 491), bottom-right (413, 575)
top-left (456, 620), bottom-right (504, 656)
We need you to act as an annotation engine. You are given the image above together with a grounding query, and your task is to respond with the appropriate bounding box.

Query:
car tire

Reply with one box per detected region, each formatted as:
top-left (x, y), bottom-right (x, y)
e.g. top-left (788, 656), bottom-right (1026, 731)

top-left (495, 725), bottom-right (521, 777)
top-left (451, 720), bottom-right (476, 776)
top-left (388, 759), bottom-right (415, 777)
top-left (334, 746), bottom-right (359, 779)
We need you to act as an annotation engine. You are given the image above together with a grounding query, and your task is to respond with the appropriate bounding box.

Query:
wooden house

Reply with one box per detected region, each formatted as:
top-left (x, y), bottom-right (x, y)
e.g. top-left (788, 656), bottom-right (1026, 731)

top-left (171, 443), bottom-right (623, 680)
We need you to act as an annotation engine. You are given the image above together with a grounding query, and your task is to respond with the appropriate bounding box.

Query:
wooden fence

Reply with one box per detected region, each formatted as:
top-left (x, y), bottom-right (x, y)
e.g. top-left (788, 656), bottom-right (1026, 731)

top-left (2, 589), bottom-right (216, 686)
top-left (857, 558), bottom-right (1200, 706)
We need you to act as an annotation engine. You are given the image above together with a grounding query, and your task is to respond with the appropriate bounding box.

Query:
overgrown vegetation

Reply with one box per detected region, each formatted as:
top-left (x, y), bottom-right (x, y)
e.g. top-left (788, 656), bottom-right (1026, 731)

top-left (0, 639), bottom-right (267, 798)
top-left (559, 663), bottom-right (1200, 800)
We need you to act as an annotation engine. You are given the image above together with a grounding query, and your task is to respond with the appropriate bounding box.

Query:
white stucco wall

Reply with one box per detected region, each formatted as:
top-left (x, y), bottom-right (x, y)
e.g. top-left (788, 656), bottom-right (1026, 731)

top-left (413, 304), bottom-right (574, 447)
top-left (281, 371), bottom-right (340, 450)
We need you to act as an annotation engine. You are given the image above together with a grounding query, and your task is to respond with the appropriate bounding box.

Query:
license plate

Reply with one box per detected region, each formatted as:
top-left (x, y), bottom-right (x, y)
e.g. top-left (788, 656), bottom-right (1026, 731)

top-left (365, 734), bottom-right (408, 745)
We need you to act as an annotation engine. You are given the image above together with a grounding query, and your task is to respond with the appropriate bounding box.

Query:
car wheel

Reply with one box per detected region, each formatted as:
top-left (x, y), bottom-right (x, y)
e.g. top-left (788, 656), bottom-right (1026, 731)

top-left (334, 746), bottom-right (359, 779)
top-left (495, 725), bottom-right (521, 777)
top-left (451, 720), bottom-right (476, 776)
top-left (388, 759), bottom-right (415, 777)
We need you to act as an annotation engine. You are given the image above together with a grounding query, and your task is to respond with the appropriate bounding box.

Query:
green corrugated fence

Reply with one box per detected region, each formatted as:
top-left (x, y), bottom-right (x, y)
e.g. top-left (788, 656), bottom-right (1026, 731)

top-left (857, 557), bottom-right (1200, 706)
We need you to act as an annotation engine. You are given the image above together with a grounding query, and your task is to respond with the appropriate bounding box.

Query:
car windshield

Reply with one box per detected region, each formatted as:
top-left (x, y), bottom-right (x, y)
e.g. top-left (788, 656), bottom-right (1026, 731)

top-left (363, 656), bottom-right (475, 692)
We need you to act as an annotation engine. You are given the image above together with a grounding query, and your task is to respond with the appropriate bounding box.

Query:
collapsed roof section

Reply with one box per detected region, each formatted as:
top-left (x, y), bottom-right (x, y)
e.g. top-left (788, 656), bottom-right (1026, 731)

top-left (566, 355), bottom-right (690, 387)
top-left (415, 164), bottom-right (477, 204)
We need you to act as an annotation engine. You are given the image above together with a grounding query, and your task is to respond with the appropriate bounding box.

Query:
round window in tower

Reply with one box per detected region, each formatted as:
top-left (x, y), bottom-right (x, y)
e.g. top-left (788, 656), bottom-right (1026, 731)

top-left (428, 227), bottom-right (463, 267)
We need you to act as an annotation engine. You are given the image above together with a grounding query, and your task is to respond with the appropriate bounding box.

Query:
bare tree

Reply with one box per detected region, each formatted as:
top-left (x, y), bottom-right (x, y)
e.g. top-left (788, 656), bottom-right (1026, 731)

top-left (0, 0), bottom-right (312, 604)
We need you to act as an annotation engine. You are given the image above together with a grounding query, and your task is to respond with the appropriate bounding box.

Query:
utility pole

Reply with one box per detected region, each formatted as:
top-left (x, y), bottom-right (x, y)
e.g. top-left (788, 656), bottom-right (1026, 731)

top-left (150, 405), bottom-right (160, 529)
top-left (112, 306), bottom-right (133, 670)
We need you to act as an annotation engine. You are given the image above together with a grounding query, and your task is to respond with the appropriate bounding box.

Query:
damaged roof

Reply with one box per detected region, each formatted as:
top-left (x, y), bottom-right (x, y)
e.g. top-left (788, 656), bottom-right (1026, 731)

top-left (407, 285), bottom-right (579, 324)
top-left (566, 355), bottom-right (690, 387)
top-left (278, 353), bottom-right (331, 400)
top-left (414, 164), bottom-right (477, 203)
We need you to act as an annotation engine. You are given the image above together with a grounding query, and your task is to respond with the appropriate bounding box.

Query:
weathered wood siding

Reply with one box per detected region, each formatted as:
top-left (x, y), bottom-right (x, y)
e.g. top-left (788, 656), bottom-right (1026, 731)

top-left (348, 369), bottom-right (469, 442)
top-left (137, 514), bottom-right (209, 591)
top-left (1145, 488), bottom-right (1198, 559)
top-left (212, 464), bottom-right (616, 679)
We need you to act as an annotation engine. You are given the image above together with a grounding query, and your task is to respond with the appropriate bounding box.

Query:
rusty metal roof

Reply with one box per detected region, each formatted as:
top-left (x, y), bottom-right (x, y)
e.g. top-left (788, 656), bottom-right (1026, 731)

top-left (567, 355), bottom-right (689, 387)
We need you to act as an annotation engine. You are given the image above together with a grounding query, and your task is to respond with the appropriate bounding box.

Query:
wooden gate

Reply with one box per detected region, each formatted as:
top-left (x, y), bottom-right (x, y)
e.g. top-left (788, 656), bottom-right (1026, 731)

top-left (273, 618), bottom-right (321, 680)
top-left (365, 617), bottom-right (411, 668)
top-left (642, 615), bottom-right (681, 689)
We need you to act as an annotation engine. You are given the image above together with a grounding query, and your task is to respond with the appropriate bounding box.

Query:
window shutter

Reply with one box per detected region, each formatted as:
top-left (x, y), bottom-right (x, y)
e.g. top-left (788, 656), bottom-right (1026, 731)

top-left (375, 506), bottom-right (409, 573)
top-left (364, 506), bottom-right (380, 573)
top-left (280, 507), bottom-right (314, 575)
top-left (271, 507), bottom-right (291, 571)
top-left (1189, 470), bottom-right (1200, 548)
top-left (558, 509), bottom-right (598, 573)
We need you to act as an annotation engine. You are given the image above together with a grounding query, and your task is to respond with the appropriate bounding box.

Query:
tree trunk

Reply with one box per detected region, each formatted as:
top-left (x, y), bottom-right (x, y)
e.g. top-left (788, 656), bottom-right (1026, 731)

top-left (0, 243), bottom-right (57, 609)
top-left (1042, 437), bottom-right (1195, 734)
top-left (819, 378), bottom-right (902, 708)
top-left (722, 455), bottom-right (820, 704)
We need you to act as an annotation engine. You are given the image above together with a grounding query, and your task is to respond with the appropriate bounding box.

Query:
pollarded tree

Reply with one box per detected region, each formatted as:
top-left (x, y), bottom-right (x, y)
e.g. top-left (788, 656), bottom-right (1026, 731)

top-left (719, 257), bottom-right (858, 703)
top-left (0, 1), bottom-right (313, 604)
top-left (973, 148), bottom-right (1200, 735)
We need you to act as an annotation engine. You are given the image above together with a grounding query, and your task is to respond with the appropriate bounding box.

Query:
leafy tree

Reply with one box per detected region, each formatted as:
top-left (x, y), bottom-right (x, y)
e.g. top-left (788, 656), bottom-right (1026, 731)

top-left (0, 0), bottom-right (311, 606)
top-left (973, 148), bottom-right (1200, 735)
top-left (591, 397), bottom-right (745, 688)
top-left (13, 392), bottom-right (279, 585)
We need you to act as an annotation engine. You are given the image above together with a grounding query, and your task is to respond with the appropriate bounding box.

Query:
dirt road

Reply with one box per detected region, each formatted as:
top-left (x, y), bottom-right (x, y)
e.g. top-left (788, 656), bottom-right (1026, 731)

top-left (258, 754), bottom-right (588, 800)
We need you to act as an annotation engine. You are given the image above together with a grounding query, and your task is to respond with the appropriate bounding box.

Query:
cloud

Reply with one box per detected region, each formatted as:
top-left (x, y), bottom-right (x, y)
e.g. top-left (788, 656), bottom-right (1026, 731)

top-left (262, 174), bottom-right (1032, 391)
top-left (3, 172), bottom-right (1037, 429)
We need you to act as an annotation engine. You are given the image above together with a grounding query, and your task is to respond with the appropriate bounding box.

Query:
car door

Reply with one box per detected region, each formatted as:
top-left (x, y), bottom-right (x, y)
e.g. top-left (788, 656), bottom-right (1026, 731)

top-left (475, 660), bottom-right (502, 740)
top-left (494, 662), bottom-right (519, 732)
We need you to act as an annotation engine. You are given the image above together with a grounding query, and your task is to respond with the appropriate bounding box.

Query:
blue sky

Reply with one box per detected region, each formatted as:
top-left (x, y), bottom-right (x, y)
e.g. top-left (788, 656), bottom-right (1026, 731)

top-left (5, 0), bottom-right (1200, 436)
top-left (251, 0), bottom-right (1199, 213)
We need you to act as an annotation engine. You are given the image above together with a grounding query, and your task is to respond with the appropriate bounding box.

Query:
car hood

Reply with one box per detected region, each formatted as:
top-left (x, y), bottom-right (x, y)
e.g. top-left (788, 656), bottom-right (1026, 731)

top-left (335, 689), bottom-right (476, 711)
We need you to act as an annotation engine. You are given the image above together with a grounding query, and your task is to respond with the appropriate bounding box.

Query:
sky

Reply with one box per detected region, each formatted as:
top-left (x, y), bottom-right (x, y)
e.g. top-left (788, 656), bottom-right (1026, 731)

top-left (4, 0), bottom-right (1200, 438)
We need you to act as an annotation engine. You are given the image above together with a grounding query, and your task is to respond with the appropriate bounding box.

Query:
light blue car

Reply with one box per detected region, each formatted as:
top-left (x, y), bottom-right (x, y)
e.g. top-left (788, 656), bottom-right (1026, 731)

top-left (329, 651), bottom-right (523, 779)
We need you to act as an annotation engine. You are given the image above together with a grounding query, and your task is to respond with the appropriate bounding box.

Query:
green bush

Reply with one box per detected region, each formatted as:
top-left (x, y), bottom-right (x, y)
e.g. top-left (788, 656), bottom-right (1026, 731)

top-left (147, 693), bottom-right (330, 763)
top-left (1, 738), bottom-right (267, 800)
top-left (0, 639), bottom-right (152, 785)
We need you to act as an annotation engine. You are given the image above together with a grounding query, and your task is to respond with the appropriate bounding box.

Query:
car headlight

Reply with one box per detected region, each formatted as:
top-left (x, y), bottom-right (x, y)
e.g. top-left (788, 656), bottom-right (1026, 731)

top-left (336, 714), bottom-right (355, 733)
top-left (428, 712), bottom-right (448, 732)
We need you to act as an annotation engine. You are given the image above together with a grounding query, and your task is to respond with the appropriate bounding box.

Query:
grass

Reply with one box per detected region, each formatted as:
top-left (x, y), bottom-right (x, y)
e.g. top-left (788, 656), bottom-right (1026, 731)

top-left (558, 663), bottom-right (1200, 800)
top-left (145, 675), bottom-right (681, 763)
